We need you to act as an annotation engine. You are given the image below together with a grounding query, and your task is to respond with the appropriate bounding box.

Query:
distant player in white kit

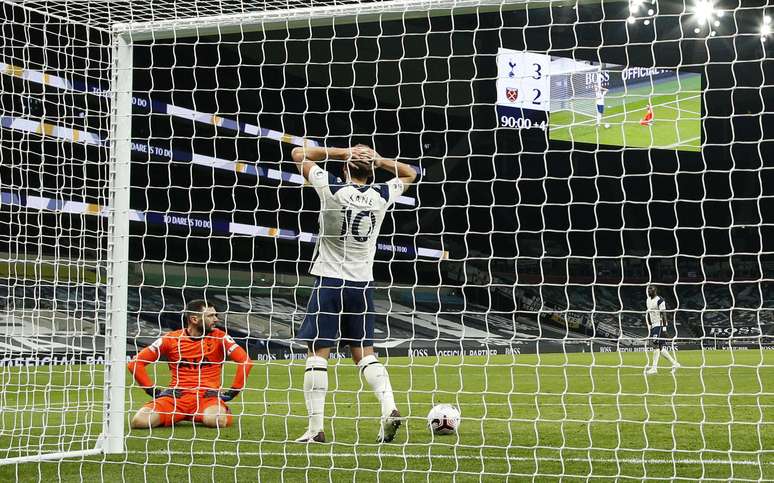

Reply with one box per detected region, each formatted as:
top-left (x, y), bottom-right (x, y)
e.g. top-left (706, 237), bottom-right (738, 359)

top-left (644, 285), bottom-right (681, 374)
top-left (595, 80), bottom-right (608, 127)
top-left (290, 143), bottom-right (417, 443)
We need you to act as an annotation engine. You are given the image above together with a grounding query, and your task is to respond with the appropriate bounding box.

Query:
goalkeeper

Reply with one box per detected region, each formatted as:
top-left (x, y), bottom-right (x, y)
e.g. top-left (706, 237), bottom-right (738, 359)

top-left (127, 300), bottom-right (254, 428)
top-left (291, 143), bottom-right (417, 444)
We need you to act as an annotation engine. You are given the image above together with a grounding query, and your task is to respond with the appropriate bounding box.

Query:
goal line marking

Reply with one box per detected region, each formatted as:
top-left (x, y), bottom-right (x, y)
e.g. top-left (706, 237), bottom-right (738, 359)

top-left (123, 450), bottom-right (772, 467)
top-left (6, 401), bottom-right (772, 411)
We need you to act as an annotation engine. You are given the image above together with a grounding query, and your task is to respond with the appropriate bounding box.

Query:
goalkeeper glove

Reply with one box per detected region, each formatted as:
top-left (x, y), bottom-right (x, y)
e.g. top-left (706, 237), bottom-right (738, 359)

top-left (144, 387), bottom-right (183, 399)
top-left (203, 389), bottom-right (241, 402)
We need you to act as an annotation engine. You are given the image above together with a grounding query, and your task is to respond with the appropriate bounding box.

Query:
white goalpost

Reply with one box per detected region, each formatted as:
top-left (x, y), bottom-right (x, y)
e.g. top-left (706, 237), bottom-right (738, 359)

top-left (100, 31), bottom-right (133, 457)
top-left (0, 0), bottom-right (771, 480)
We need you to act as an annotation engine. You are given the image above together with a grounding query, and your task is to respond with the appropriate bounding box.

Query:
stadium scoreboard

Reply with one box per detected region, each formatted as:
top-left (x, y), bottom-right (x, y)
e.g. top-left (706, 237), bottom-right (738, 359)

top-left (496, 47), bottom-right (550, 131)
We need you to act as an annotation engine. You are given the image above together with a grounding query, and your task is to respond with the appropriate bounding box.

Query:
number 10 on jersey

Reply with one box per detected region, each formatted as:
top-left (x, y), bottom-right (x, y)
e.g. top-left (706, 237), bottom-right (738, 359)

top-left (339, 208), bottom-right (377, 242)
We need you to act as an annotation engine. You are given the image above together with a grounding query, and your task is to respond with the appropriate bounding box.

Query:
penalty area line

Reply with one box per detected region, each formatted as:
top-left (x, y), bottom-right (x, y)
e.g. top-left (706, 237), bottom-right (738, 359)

top-left (124, 450), bottom-right (771, 467)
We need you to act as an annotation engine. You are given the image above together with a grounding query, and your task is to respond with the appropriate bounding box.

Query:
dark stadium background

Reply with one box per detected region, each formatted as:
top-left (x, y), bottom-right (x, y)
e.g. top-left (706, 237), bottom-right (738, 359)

top-left (1, 0), bottom-right (772, 359)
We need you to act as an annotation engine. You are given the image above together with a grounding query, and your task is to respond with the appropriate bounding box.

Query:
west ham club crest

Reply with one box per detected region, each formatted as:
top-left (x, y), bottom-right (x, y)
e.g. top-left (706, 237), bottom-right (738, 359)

top-left (505, 88), bottom-right (518, 102)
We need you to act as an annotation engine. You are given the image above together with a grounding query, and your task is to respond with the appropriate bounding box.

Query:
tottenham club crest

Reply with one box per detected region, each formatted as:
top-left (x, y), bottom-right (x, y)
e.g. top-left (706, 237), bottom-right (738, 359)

top-left (505, 87), bottom-right (519, 102)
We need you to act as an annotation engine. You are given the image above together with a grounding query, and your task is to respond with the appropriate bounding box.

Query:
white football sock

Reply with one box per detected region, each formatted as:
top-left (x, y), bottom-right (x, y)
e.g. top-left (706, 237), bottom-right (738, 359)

top-left (651, 349), bottom-right (661, 368)
top-left (660, 347), bottom-right (676, 364)
top-left (359, 354), bottom-right (396, 418)
top-left (303, 356), bottom-right (328, 433)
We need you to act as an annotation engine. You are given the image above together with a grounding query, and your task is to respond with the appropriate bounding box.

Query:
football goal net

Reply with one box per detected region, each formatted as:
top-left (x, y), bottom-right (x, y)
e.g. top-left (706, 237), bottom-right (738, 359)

top-left (0, 0), bottom-right (771, 481)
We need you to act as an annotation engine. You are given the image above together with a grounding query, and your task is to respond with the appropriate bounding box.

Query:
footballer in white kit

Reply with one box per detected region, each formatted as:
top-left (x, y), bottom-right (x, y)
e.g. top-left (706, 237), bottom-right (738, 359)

top-left (304, 164), bottom-right (404, 284)
top-left (290, 144), bottom-right (417, 444)
top-left (644, 285), bottom-right (680, 374)
top-left (595, 82), bottom-right (608, 126)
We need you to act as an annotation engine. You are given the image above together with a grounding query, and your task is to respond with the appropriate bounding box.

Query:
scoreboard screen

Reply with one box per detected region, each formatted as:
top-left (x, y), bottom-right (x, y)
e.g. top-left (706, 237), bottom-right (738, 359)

top-left (495, 47), bottom-right (702, 152)
top-left (495, 49), bottom-right (550, 131)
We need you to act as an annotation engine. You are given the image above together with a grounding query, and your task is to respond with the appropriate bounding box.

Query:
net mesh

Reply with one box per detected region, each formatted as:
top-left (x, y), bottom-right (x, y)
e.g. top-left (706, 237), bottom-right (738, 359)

top-left (1, 0), bottom-right (772, 480)
top-left (550, 68), bottom-right (600, 118)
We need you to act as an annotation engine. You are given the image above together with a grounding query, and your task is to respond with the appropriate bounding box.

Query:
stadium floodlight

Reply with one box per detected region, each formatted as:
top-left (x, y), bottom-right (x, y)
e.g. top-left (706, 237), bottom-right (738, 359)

top-left (693, 0), bottom-right (716, 24)
top-left (763, 19), bottom-right (771, 41)
top-left (628, 0), bottom-right (646, 14)
top-left (627, 16), bottom-right (636, 24)
top-left (644, 19), bottom-right (651, 25)
top-left (647, 8), bottom-right (655, 15)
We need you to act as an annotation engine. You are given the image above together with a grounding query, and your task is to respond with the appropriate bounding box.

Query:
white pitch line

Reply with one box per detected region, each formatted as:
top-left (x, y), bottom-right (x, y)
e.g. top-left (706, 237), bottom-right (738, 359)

top-left (554, 92), bottom-right (703, 130)
top-left (4, 401), bottom-right (773, 411)
top-left (237, 402), bottom-right (774, 409)
top-left (123, 450), bottom-right (772, 467)
top-left (656, 104), bottom-right (701, 117)
top-left (664, 135), bottom-right (702, 149)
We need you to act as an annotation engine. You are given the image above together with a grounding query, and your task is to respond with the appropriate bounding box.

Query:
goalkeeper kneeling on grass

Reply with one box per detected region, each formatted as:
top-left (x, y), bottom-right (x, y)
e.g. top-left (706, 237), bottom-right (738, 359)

top-left (127, 299), bottom-right (253, 428)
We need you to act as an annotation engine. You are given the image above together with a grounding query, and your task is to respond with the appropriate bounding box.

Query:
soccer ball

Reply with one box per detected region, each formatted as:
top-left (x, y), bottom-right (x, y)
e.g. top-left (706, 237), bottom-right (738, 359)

top-left (427, 404), bottom-right (461, 435)
top-left (604, 123), bottom-right (611, 129)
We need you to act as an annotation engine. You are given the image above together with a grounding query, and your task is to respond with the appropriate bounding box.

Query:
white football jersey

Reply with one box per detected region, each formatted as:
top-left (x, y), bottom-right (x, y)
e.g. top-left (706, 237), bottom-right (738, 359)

top-left (595, 86), bottom-right (606, 106)
top-left (646, 295), bottom-right (667, 327)
top-left (307, 165), bottom-right (404, 282)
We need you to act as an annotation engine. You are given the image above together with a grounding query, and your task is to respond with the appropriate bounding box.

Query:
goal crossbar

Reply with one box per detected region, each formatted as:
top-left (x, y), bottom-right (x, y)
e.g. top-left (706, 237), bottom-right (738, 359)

top-left (111, 0), bottom-right (537, 41)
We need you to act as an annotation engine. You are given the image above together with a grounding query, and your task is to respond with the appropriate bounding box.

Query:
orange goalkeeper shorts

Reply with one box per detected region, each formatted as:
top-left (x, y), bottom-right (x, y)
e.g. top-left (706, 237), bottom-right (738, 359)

top-left (142, 391), bottom-right (232, 427)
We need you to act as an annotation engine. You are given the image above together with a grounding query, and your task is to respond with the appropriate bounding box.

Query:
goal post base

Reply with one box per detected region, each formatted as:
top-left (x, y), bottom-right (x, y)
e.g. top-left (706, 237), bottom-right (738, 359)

top-left (0, 435), bottom-right (108, 466)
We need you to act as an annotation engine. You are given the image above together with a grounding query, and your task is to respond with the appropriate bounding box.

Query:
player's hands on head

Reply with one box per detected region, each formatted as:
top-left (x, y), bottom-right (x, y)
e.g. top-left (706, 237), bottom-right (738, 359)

top-left (346, 159), bottom-right (371, 170)
top-left (349, 144), bottom-right (371, 158)
top-left (349, 145), bottom-right (383, 168)
top-left (344, 145), bottom-right (368, 172)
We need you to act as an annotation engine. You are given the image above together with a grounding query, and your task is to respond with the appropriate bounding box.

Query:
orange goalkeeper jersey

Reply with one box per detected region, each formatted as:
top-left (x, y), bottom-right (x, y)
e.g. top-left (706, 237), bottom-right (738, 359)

top-left (128, 328), bottom-right (251, 391)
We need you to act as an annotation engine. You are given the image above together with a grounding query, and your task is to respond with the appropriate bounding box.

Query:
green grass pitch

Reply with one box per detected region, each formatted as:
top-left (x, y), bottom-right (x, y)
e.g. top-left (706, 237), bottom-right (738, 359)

top-left (549, 75), bottom-right (702, 152)
top-left (2, 349), bottom-right (772, 481)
